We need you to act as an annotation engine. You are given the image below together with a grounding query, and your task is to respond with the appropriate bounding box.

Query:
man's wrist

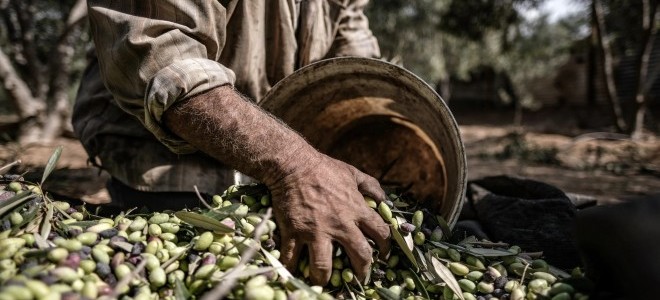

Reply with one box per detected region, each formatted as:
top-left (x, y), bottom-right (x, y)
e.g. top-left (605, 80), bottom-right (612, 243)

top-left (163, 85), bottom-right (325, 189)
top-left (260, 142), bottom-right (323, 187)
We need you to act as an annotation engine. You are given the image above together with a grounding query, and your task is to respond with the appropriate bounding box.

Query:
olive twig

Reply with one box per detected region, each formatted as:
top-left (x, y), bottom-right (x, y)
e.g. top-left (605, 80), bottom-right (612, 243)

top-left (193, 185), bottom-right (215, 210)
top-left (0, 159), bottom-right (21, 175)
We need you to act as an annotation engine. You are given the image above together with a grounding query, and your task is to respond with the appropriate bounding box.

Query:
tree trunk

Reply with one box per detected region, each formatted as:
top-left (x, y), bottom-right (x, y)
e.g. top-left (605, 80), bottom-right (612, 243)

top-left (10, 0), bottom-right (46, 99)
top-left (587, 11), bottom-right (597, 107)
top-left (40, 0), bottom-right (87, 142)
top-left (593, 0), bottom-right (628, 132)
top-left (631, 0), bottom-right (659, 140)
top-left (0, 0), bottom-right (87, 144)
top-left (0, 48), bottom-right (44, 119)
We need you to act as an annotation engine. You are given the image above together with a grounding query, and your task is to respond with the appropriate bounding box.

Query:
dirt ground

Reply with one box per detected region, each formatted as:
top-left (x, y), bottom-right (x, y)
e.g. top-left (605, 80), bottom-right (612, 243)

top-left (1, 107), bottom-right (658, 205)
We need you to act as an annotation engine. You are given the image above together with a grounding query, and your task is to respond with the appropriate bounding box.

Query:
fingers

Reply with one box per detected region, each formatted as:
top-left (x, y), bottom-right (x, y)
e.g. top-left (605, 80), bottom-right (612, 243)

top-left (280, 235), bottom-right (303, 272)
top-left (353, 169), bottom-right (387, 203)
top-left (337, 226), bottom-right (373, 283)
top-left (359, 208), bottom-right (392, 260)
top-left (308, 236), bottom-right (333, 286)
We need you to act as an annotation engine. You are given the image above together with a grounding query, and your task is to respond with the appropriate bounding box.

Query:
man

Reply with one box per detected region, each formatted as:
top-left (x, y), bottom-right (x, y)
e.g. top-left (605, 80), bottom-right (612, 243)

top-left (73, 0), bottom-right (390, 286)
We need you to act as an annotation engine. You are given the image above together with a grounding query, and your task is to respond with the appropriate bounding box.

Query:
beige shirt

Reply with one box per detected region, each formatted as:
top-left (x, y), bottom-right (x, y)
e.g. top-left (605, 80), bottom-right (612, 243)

top-left (73, 0), bottom-right (380, 194)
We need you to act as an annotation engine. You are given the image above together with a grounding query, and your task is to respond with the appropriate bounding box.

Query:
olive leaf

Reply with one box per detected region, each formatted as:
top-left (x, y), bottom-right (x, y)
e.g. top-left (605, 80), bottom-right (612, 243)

top-left (216, 266), bottom-right (274, 282)
top-left (10, 203), bottom-right (39, 235)
top-left (390, 216), bottom-right (418, 270)
top-left (33, 232), bottom-right (50, 249)
top-left (392, 201), bottom-right (410, 208)
top-left (174, 211), bottom-right (234, 234)
top-left (458, 236), bottom-right (479, 246)
top-left (111, 241), bottom-right (134, 252)
top-left (465, 246), bottom-right (516, 257)
top-left (408, 267), bottom-right (430, 299)
top-left (548, 265), bottom-right (571, 279)
top-left (260, 248), bottom-right (318, 296)
top-left (435, 215), bottom-right (452, 240)
top-left (0, 191), bottom-right (36, 216)
top-left (203, 203), bottom-right (242, 220)
top-left (41, 146), bottom-right (63, 185)
top-left (262, 248), bottom-right (292, 281)
top-left (375, 287), bottom-right (401, 300)
top-left (426, 253), bottom-right (465, 300)
top-left (40, 203), bottom-right (53, 239)
top-left (344, 281), bottom-right (359, 300)
top-left (174, 278), bottom-right (191, 300)
top-left (415, 248), bottom-right (437, 281)
top-left (66, 221), bottom-right (99, 229)
top-left (22, 263), bottom-right (50, 277)
top-left (288, 277), bottom-right (320, 296)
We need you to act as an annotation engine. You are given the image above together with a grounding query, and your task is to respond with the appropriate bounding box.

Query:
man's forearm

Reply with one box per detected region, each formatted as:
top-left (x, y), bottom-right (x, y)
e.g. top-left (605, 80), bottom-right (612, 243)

top-left (162, 85), bottom-right (318, 186)
top-left (163, 85), bottom-right (391, 285)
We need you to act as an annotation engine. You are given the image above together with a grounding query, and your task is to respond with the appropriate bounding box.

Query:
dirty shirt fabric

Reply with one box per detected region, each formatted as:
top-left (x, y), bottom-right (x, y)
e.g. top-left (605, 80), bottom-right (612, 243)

top-left (73, 0), bottom-right (380, 195)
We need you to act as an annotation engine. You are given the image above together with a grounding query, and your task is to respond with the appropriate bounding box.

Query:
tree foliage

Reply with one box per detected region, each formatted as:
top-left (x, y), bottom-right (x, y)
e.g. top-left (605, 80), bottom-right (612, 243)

top-left (366, 0), bottom-right (588, 107)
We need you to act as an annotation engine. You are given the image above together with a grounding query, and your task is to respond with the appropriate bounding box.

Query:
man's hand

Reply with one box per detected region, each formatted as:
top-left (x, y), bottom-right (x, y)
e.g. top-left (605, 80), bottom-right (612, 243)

top-left (269, 152), bottom-right (391, 285)
top-left (163, 85), bottom-right (390, 285)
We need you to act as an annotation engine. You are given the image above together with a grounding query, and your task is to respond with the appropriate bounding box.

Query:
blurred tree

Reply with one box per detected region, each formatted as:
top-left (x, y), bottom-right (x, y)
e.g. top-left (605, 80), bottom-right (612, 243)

top-left (592, 0), bottom-right (659, 137)
top-left (366, 0), bottom-right (452, 97)
top-left (366, 0), bottom-right (586, 110)
top-left (0, 0), bottom-right (89, 144)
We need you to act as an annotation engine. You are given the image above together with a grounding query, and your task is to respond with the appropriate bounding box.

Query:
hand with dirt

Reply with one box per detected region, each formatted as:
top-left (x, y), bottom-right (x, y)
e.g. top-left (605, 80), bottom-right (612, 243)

top-left (269, 152), bottom-right (391, 285)
top-left (163, 86), bottom-right (391, 285)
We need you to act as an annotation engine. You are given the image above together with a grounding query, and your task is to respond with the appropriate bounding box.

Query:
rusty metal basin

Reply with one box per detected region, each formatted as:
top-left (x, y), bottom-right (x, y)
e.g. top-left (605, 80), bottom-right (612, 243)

top-left (259, 57), bottom-right (466, 228)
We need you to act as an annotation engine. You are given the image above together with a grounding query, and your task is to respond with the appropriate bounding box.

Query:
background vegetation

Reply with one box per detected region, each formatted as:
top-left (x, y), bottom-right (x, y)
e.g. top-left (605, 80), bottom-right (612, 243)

top-left (0, 0), bottom-right (658, 143)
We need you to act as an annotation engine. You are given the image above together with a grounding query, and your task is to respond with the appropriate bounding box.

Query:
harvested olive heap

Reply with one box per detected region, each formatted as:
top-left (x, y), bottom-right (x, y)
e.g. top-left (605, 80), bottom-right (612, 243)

top-left (0, 154), bottom-right (591, 300)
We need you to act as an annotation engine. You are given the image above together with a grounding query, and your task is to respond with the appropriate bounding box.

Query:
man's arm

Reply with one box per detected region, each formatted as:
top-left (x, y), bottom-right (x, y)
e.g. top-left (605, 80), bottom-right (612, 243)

top-left (162, 85), bottom-right (390, 284)
top-left (87, 0), bottom-right (390, 284)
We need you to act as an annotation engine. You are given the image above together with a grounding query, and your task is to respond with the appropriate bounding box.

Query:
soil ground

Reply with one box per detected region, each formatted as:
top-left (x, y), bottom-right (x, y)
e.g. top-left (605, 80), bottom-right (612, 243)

top-left (1, 107), bottom-right (658, 205)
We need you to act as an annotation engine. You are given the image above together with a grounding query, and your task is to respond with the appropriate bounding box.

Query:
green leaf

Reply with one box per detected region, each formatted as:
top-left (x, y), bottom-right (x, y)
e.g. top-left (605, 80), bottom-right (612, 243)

top-left (10, 203), bottom-right (39, 235)
top-left (33, 232), bottom-right (50, 249)
top-left (375, 287), bottom-right (401, 300)
top-left (203, 203), bottom-right (242, 220)
top-left (261, 249), bottom-right (317, 296)
top-left (174, 277), bottom-right (191, 300)
top-left (40, 203), bottom-right (53, 239)
top-left (392, 201), bottom-right (410, 208)
top-left (465, 246), bottom-right (516, 257)
top-left (458, 236), bottom-right (478, 246)
top-left (548, 265), bottom-right (571, 279)
top-left (41, 146), bottom-right (63, 184)
top-left (426, 253), bottom-right (465, 300)
top-left (111, 241), bottom-right (134, 252)
top-left (21, 263), bottom-right (49, 277)
top-left (262, 249), bottom-right (292, 281)
top-left (215, 267), bottom-right (274, 282)
top-left (288, 277), bottom-right (319, 296)
top-left (174, 211), bottom-right (234, 234)
top-left (413, 247), bottom-right (429, 271)
top-left (390, 216), bottom-right (418, 270)
top-left (0, 191), bottom-right (36, 216)
top-left (435, 215), bottom-right (452, 240)
top-left (66, 221), bottom-right (100, 229)
top-left (408, 267), bottom-right (430, 299)
top-left (344, 281), bottom-right (359, 300)
top-left (428, 241), bottom-right (450, 249)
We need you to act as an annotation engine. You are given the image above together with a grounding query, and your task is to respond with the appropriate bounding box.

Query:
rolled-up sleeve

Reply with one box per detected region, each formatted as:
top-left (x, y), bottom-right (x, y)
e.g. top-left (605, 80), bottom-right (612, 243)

top-left (88, 1), bottom-right (234, 153)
